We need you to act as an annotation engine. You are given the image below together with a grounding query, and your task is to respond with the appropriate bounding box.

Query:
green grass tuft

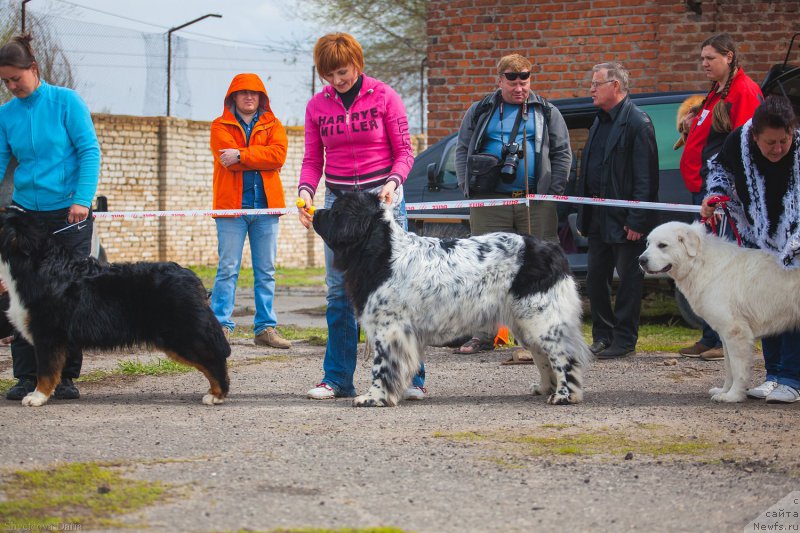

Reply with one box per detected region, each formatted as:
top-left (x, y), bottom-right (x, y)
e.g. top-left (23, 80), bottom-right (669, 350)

top-left (116, 358), bottom-right (193, 376)
top-left (189, 265), bottom-right (325, 290)
top-left (0, 462), bottom-right (170, 529)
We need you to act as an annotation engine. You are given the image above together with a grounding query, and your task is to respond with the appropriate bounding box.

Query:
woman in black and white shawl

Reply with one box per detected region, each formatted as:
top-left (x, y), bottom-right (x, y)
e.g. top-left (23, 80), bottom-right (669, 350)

top-left (702, 95), bottom-right (800, 404)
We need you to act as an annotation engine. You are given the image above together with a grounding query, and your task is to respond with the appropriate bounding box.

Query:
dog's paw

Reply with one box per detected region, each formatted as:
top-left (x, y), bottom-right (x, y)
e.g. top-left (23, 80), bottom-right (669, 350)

top-left (709, 387), bottom-right (725, 395)
top-left (546, 393), bottom-right (573, 405)
top-left (21, 391), bottom-right (49, 407)
top-left (353, 394), bottom-right (388, 407)
top-left (202, 394), bottom-right (224, 405)
top-left (711, 391), bottom-right (746, 403)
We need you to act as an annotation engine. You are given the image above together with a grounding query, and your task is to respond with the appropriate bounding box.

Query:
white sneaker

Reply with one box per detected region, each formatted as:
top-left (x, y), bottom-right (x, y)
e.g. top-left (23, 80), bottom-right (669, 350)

top-left (307, 382), bottom-right (335, 400)
top-left (746, 380), bottom-right (778, 399)
top-left (403, 386), bottom-right (427, 401)
top-left (765, 384), bottom-right (800, 404)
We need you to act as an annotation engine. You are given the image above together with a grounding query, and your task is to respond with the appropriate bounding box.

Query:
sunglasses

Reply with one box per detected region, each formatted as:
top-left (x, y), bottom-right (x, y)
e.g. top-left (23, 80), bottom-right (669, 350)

top-left (503, 72), bottom-right (531, 81)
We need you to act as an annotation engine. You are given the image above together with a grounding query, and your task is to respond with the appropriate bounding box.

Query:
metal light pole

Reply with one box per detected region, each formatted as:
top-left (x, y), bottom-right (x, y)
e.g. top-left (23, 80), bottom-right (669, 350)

top-left (166, 13), bottom-right (221, 117)
top-left (21, 0), bottom-right (33, 33)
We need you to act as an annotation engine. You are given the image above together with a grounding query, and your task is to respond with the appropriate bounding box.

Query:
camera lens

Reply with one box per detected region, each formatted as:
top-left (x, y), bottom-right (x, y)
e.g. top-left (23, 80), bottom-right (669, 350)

top-left (501, 154), bottom-right (518, 173)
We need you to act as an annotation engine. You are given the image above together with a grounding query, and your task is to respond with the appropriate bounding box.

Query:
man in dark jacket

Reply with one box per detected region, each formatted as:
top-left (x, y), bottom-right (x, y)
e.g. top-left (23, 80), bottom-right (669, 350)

top-left (576, 62), bottom-right (659, 359)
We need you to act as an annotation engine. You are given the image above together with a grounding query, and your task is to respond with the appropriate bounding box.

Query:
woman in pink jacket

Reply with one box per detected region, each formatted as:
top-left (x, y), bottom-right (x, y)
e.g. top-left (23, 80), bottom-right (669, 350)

top-left (297, 33), bottom-right (425, 401)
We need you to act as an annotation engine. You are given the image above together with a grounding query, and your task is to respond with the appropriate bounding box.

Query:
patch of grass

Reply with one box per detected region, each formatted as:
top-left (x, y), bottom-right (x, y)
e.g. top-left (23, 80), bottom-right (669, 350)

top-left (0, 462), bottom-right (170, 529)
top-left (635, 323), bottom-right (698, 352)
top-left (116, 358), bottom-right (194, 376)
top-left (435, 425), bottom-right (719, 459)
top-left (0, 378), bottom-right (16, 395)
top-left (189, 266), bottom-right (325, 290)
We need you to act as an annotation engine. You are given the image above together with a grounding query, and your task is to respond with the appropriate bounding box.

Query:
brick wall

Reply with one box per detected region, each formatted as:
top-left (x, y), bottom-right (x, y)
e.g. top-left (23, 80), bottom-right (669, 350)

top-left (426, 0), bottom-right (800, 143)
top-left (92, 115), bottom-right (425, 268)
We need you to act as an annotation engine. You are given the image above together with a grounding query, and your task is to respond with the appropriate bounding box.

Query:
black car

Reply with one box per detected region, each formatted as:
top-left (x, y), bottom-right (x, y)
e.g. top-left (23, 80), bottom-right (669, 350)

top-left (405, 90), bottom-right (702, 275)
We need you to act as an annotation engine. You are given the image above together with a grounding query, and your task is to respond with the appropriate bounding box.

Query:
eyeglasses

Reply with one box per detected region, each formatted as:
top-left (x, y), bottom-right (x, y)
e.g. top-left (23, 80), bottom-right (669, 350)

top-left (590, 80), bottom-right (615, 89)
top-left (503, 72), bottom-right (531, 81)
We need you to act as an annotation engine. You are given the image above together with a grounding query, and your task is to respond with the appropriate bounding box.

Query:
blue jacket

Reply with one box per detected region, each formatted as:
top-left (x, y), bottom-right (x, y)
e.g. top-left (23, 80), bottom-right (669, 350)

top-left (0, 81), bottom-right (100, 210)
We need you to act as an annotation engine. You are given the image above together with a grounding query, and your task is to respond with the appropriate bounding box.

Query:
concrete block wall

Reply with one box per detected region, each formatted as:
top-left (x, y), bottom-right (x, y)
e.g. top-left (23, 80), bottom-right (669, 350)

top-left (426, 0), bottom-right (800, 143)
top-left (92, 115), bottom-right (424, 268)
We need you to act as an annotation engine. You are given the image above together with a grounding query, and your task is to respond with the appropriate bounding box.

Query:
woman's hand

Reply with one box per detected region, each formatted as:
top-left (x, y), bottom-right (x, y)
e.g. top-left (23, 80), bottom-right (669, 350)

top-left (218, 148), bottom-right (240, 168)
top-left (68, 204), bottom-right (90, 224)
top-left (297, 190), bottom-right (314, 229)
top-left (377, 181), bottom-right (397, 205)
top-left (700, 196), bottom-right (723, 223)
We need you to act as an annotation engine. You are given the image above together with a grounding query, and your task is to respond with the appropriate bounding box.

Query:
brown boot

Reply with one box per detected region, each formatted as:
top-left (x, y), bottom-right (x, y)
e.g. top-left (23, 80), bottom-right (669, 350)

top-left (255, 327), bottom-right (291, 349)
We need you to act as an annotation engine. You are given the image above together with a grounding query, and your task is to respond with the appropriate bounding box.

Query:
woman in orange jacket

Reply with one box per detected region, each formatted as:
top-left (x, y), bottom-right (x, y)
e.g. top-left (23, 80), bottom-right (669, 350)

top-left (209, 73), bottom-right (291, 348)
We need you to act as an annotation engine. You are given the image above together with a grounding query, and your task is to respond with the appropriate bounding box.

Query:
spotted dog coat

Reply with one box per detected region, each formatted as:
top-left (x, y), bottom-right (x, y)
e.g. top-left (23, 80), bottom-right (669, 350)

top-left (0, 206), bottom-right (230, 407)
top-left (312, 193), bottom-right (592, 406)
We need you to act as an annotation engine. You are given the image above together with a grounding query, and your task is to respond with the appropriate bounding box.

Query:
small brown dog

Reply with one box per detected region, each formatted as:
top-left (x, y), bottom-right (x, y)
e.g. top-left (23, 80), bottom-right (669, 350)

top-left (674, 94), bottom-right (733, 150)
top-left (673, 94), bottom-right (705, 150)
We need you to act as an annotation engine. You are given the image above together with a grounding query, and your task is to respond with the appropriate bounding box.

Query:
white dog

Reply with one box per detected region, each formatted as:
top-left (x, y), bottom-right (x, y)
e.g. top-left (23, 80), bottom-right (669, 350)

top-left (639, 221), bottom-right (800, 402)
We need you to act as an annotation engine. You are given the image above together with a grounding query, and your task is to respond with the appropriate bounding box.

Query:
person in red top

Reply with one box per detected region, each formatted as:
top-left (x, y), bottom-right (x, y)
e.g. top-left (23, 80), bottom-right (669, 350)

top-left (678, 33), bottom-right (763, 359)
top-left (209, 73), bottom-right (291, 349)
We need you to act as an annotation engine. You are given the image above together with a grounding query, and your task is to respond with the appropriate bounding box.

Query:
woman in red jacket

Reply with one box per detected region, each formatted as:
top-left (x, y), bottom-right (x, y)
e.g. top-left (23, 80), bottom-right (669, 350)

top-left (678, 33), bottom-right (763, 359)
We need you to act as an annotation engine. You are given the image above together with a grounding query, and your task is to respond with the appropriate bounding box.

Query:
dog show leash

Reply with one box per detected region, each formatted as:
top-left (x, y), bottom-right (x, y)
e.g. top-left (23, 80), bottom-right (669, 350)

top-left (701, 194), bottom-right (742, 246)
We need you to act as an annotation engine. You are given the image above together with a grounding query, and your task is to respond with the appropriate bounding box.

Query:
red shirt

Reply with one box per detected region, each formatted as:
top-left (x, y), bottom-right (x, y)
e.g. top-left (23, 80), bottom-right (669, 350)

top-left (680, 68), bottom-right (762, 193)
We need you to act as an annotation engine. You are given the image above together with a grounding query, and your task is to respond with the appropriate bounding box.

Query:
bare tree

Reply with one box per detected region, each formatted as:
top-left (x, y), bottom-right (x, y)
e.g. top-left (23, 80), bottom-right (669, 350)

top-left (0, 1), bottom-right (76, 104)
top-left (300, 0), bottom-right (427, 130)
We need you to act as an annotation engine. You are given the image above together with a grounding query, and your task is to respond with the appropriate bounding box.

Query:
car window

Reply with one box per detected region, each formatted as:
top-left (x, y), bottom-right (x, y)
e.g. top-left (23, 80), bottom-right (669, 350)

top-left (441, 142), bottom-right (458, 187)
top-left (639, 102), bottom-right (683, 171)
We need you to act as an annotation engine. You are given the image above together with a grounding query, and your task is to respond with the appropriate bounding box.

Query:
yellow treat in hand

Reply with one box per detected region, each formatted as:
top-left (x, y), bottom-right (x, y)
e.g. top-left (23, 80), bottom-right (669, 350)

top-left (296, 198), bottom-right (315, 215)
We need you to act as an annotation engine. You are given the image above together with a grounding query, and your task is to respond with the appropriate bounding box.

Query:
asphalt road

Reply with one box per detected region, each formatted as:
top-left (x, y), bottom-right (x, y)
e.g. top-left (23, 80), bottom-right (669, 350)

top-left (0, 291), bottom-right (798, 532)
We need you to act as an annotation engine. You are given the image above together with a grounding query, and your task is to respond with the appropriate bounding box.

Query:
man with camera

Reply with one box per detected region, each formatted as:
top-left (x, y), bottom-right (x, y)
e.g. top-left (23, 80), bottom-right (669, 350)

top-left (454, 53), bottom-right (572, 355)
top-left (575, 62), bottom-right (659, 360)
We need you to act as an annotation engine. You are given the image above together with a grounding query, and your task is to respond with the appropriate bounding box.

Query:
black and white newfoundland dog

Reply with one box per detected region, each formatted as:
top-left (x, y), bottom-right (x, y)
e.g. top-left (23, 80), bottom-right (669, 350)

top-left (0, 206), bottom-right (230, 407)
top-left (313, 192), bottom-right (591, 407)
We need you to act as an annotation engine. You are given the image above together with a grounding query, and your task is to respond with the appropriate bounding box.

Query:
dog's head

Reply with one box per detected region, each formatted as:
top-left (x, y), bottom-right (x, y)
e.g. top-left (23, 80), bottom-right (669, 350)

top-left (673, 94), bottom-right (705, 150)
top-left (638, 221), bottom-right (704, 280)
top-left (0, 206), bottom-right (50, 262)
top-left (312, 192), bottom-right (388, 249)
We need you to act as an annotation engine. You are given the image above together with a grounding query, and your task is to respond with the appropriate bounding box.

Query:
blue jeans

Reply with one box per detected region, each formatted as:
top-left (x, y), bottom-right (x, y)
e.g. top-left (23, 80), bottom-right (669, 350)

top-left (211, 214), bottom-right (279, 334)
top-left (691, 191), bottom-right (722, 348)
top-left (762, 330), bottom-right (800, 390)
top-left (320, 188), bottom-right (425, 396)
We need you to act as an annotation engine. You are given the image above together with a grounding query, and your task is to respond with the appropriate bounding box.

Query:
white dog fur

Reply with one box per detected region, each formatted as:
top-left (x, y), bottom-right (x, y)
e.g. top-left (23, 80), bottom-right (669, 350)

top-left (639, 221), bottom-right (800, 402)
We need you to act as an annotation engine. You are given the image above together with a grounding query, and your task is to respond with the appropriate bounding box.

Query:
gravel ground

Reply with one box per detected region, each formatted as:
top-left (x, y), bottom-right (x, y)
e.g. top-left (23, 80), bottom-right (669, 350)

top-left (0, 335), bottom-right (798, 532)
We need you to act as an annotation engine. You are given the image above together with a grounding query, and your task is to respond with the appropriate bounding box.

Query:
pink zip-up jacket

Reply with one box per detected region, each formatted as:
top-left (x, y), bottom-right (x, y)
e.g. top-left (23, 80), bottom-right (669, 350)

top-left (299, 74), bottom-right (414, 197)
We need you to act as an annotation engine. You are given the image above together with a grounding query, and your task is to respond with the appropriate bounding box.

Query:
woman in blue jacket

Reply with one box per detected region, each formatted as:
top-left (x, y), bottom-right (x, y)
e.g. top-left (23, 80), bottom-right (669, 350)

top-left (0, 34), bottom-right (101, 401)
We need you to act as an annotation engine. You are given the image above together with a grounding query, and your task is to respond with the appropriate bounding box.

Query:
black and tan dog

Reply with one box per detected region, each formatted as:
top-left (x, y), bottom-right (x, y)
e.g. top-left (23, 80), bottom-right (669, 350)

top-left (0, 206), bottom-right (230, 407)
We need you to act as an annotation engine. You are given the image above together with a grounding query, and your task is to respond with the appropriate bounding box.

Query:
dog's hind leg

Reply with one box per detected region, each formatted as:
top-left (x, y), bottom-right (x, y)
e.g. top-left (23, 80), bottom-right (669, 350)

top-left (526, 345), bottom-right (557, 397)
top-left (23, 343), bottom-right (66, 407)
top-left (353, 327), bottom-right (420, 407)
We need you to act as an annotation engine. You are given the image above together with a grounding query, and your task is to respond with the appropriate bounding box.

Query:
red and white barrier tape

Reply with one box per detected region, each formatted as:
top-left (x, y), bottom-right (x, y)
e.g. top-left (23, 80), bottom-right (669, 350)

top-left (91, 194), bottom-right (701, 220)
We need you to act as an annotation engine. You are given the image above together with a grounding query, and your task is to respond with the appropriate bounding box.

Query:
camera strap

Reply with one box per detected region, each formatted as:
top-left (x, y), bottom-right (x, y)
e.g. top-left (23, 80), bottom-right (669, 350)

top-left (499, 101), bottom-right (526, 150)
top-left (522, 102), bottom-right (531, 234)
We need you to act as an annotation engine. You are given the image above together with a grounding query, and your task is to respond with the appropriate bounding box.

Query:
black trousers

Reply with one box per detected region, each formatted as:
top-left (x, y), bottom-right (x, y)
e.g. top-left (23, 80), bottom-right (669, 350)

top-left (11, 206), bottom-right (93, 380)
top-left (585, 236), bottom-right (646, 351)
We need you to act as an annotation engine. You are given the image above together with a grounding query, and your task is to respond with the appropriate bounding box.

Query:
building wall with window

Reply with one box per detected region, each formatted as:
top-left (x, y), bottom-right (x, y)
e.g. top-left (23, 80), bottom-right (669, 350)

top-left (426, 0), bottom-right (800, 143)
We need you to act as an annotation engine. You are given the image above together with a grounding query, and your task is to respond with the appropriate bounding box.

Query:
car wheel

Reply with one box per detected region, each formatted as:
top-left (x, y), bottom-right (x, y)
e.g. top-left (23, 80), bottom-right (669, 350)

top-left (419, 222), bottom-right (470, 239)
top-left (674, 287), bottom-right (703, 329)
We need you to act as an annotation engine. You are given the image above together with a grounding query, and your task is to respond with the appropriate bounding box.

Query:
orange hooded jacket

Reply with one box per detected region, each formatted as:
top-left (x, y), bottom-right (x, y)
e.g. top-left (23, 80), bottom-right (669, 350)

top-left (210, 73), bottom-right (288, 212)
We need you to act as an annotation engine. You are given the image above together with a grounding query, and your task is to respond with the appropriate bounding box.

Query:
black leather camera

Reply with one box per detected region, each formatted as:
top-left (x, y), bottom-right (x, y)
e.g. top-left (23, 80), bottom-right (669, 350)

top-left (500, 142), bottom-right (520, 181)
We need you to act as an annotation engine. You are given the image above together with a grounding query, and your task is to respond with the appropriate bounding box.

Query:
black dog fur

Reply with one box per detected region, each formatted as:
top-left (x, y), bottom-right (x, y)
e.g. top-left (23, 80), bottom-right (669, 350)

top-left (0, 207), bottom-right (230, 406)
